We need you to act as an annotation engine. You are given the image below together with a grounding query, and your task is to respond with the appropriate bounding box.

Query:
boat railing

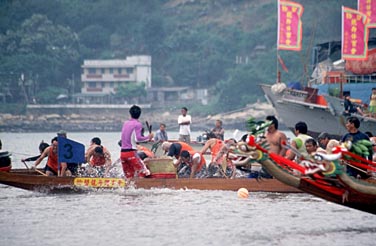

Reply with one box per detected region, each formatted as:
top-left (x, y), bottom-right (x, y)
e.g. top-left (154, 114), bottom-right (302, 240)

top-left (309, 73), bottom-right (376, 85)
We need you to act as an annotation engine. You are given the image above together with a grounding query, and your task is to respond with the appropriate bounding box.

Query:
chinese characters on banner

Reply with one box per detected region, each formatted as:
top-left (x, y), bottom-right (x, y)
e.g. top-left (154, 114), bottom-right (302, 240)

top-left (277, 0), bottom-right (304, 51)
top-left (358, 0), bottom-right (376, 28)
top-left (342, 7), bottom-right (369, 60)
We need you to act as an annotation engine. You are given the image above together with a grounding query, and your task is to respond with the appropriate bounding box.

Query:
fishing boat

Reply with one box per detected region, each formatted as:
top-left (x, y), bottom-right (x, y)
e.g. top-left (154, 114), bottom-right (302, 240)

top-left (261, 39), bottom-right (376, 139)
top-left (0, 169), bottom-right (299, 193)
top-left (323, 94), bottom-right (376, 131)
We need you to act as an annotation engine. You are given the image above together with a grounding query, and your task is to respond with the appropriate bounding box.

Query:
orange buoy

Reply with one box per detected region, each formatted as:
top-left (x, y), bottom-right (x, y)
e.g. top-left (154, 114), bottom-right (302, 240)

top-left (237, 188), bottom-right (249, 198)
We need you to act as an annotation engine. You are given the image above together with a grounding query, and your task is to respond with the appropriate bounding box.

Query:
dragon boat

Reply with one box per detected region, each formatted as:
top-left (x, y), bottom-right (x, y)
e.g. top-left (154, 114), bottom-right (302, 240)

top-left (228, 119), bottom-right (376, 215)
top-left (0, 157), bottom-right (299, 193)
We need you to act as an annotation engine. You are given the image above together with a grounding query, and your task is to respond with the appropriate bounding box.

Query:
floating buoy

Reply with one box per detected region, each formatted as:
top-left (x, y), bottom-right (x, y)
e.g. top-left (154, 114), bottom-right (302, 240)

top-left (237, 188), bottom-right (249, 198)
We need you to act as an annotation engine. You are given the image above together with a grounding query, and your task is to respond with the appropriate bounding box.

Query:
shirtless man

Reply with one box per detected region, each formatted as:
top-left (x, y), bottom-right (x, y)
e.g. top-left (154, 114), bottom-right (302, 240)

top-left (265, 115), bottom-right (287, 156)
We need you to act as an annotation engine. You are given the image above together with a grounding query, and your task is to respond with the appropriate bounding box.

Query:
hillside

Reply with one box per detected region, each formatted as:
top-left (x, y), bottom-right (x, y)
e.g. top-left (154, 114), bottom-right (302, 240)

top-left (0, 0), bottom-right (367, 115)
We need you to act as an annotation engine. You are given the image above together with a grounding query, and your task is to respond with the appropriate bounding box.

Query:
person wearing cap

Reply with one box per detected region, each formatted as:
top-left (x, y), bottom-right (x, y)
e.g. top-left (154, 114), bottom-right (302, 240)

top-left (178, 107), bottom-right (191, 143)
top-left (317, 132), bottom-right (339, 154)
top-left (57, 130), bottom-right (67, 138)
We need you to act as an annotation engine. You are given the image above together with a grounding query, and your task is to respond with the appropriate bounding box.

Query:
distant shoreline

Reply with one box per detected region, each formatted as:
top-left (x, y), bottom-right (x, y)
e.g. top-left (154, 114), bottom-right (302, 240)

top-left (0, 102), bottom-right (275, 133)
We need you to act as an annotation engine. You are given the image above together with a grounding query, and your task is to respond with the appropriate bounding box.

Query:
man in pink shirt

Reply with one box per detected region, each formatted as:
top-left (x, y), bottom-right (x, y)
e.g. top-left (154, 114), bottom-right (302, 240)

top-left (120, 105), bottom-right (154, 178)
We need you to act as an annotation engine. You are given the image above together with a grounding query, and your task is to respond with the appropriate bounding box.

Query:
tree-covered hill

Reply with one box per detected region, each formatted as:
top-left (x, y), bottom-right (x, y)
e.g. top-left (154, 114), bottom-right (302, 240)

top-left (0, 0), bottom-right (366, 113)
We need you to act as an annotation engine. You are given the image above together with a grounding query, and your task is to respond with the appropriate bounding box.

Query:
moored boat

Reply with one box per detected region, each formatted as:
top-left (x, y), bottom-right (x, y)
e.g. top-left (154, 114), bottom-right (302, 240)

top-left (323, 94), bottom-right (376, 130)
top-left (261, 40), bottom-right (376, 139)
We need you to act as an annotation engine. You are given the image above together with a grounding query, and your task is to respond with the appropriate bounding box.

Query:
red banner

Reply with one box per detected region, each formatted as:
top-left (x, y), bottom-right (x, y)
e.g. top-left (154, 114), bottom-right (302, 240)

top-left (277, 0), bottom-right (304, 51)
top-left (358, 0), bottom-right (376, 28)
top-left (342, 7), bottom-right (370, 60)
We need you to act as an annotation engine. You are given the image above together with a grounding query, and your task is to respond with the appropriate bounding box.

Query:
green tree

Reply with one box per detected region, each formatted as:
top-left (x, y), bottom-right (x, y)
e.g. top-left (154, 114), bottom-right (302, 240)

top-left (0, 14), bottom-right (80, 103)
top-left (116, 82), bottom-right (147, 103)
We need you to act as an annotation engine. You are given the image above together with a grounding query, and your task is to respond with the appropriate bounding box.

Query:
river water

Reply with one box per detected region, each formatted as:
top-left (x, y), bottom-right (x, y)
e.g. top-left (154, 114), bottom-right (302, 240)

top-left (0, 132), bottom-right (375, 246)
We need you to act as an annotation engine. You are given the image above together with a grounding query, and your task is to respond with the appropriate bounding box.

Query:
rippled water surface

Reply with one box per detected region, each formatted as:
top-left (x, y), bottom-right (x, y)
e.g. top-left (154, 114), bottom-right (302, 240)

top-left (0, 132), bottom-right (375, 246)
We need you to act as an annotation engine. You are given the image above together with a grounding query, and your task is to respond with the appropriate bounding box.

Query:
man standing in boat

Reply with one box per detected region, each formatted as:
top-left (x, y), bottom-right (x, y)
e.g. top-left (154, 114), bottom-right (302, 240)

top-left (178, 107), bottom-right (191, 143)
top-left (120, 105), bottom-right (154, 178)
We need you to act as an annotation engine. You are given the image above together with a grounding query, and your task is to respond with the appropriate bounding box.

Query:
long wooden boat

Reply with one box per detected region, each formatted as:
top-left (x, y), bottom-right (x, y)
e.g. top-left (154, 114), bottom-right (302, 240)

top-left (0, 169), bottom-right (300, 193)
top-left (229, 140), bottom-right (376, 215)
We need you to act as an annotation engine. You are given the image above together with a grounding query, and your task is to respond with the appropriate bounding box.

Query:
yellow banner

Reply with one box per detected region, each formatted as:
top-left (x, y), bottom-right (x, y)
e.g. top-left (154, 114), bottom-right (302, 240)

top-left (74, 177), bottom-right (126, 188)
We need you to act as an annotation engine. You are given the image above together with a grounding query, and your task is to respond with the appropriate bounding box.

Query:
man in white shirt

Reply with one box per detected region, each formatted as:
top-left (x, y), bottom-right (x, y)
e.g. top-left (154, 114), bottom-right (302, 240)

top-left (178, 107), bottom-right (191, 143)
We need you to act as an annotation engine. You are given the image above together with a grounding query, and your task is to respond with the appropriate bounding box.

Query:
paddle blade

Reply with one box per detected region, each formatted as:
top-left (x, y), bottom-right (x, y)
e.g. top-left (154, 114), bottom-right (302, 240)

top-left (145, 121), bottom-right (152, 133)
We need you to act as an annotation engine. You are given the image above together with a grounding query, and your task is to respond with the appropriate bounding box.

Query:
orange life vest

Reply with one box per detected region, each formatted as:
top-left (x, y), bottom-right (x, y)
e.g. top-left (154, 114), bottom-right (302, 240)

top-left (188, 151), bottom-right (206, 171)
top-left (47, 147), bottom-right (58, 172)
top-left (137, 145), bottom-right (155, 158)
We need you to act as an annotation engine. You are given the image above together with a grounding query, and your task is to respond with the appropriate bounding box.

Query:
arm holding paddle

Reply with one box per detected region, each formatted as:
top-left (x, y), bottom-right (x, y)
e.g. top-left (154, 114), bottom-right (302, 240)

top-left (135, 121), bottom-right (154, 142)
top-left (32, 146), bottom-right (50, 170)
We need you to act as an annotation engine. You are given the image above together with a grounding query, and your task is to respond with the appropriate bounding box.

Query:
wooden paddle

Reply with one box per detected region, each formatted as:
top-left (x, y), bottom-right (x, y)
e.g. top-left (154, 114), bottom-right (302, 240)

top-left (22, 160), bottom-right (29, 170)
top-left (145, 121), bottom-right (152, 134)
top-left (34, 168), bottom-right (48, 176)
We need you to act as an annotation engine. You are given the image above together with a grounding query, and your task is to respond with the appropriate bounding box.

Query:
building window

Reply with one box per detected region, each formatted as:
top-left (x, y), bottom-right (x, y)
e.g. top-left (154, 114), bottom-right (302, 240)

top-left (109, 68), bottom-right (113, 74)
top-left (101, 82), bottom-right (105, 88)
top-left (88, 82), bottom-right (96, 88)
top-left (101, 68), bottom-right (105, 74)
top-left (88, 68), bottom-right (96, 74)
top-left (110, 82), bottom-right (114, 88)
top-left (118, 68), bottom-right (122, 74)
top-left (126, 68), bottom-right (133, 74)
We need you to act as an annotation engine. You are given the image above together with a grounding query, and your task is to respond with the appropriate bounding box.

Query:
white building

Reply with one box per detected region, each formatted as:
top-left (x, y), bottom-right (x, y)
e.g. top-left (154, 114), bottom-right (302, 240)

top-left (81, 55), bottom-right (151, 95)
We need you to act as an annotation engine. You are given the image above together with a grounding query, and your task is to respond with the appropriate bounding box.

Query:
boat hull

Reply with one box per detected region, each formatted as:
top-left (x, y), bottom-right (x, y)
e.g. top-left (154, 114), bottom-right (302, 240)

top-left (323, 95), bottom-right (376, 132)
top-left (260, 84), bottom-right (347, 139)
top-left (0, 169), bottom-right (300, 193)
top-left (260, 157), bottom-right (376, 215)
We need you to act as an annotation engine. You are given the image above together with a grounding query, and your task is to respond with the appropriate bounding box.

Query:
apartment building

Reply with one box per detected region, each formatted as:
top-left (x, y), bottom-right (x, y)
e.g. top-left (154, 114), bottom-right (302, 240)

top-left (79, 56), bottom-right (151, 102)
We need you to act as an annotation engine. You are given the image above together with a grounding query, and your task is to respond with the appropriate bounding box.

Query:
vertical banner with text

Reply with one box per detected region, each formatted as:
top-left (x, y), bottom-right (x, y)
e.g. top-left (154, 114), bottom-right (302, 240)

top-left (342, 7), bottom-right (369, 60)
top-left (358, 0), bottom-right (376, 28)
top-left (277, 0), bottom-right (304, 51)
